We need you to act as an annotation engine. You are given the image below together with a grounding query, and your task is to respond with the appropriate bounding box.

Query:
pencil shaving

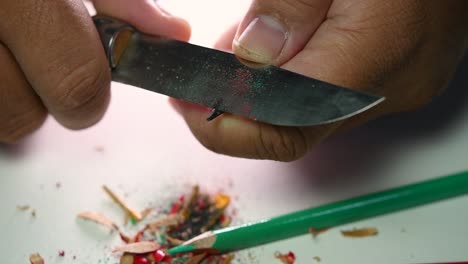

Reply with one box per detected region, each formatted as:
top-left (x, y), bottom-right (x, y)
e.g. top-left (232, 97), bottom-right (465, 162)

top-left (77, 211), bottom-right (118, 231)
top-left (222, 254), bottom-right (235, 264)
top-left (165, 234), bottom-right (184, 246)
top-left (185, 253), bottom-right (207, 264)
top-left (146, 213), bottom-right (184, 232)
top-left (341, 227), bottom-right (378, 237)
top-left (29, 253), bottom-right (44, 264)
top-left (17, 205), bottom-right (30, 211)
top-left (214, 194), bottom-right (230, 210)
top-left (309, 227), bottom-right (330, 237)
top-left (112, 241), bottom-right (160, 254)
top-left (102, 185), bottom-right (142, 221)
top-left (119, 253), bottom-right (134, 264)
top-left (180, 185), bottom-right (200, 218)
top-left (274, 251), bottom-right (296, 264)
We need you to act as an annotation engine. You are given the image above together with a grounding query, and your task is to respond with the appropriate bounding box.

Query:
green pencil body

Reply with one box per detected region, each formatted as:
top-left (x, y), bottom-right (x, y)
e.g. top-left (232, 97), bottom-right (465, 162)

top-left (212, 171), bottom-right (468, 252)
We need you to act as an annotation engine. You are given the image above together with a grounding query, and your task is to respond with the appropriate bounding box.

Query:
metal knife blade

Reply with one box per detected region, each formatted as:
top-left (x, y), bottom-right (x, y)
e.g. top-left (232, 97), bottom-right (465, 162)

top-left (93, 16), bottom-right (384, 127)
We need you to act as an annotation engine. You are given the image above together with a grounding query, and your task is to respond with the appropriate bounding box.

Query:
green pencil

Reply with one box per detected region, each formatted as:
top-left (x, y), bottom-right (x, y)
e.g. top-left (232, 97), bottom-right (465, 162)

top-left (168, 170), bottom-right (468, 255)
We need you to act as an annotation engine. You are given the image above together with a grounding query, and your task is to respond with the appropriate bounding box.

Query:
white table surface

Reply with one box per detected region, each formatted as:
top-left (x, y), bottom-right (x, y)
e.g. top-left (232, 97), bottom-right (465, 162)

top-left (1, 1), bottom-right (468, 263)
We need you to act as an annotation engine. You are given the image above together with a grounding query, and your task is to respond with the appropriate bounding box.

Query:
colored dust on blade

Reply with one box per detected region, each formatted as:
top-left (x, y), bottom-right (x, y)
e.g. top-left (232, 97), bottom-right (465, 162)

top-left (77, 185), bottom-right (234, 264)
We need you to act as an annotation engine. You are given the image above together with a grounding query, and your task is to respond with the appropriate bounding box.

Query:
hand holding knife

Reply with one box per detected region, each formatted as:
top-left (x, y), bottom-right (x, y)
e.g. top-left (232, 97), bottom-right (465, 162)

top-left (93, 15), bottom-right (384, 127)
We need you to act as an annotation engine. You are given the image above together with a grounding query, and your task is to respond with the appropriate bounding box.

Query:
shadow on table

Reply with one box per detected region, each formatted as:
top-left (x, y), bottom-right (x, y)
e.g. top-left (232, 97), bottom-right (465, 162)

top-left (293, 55), bottom-right (468, 192)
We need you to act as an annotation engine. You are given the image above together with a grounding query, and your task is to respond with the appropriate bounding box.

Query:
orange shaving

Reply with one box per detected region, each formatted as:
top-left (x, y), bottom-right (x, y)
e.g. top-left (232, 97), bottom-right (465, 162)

top-left (341, 227), bottom-right (378, 237)
top-left (102, 185), bottom-right (142, 221)
top-left (214, 194), bottom-right (230, 209)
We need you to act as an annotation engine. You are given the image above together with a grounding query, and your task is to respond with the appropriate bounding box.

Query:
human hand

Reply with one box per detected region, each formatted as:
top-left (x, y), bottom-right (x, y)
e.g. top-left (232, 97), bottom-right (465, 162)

top-left (171, 0), bottom-right (468, 161)
top-left (0, 0), bottom-right (190, 144)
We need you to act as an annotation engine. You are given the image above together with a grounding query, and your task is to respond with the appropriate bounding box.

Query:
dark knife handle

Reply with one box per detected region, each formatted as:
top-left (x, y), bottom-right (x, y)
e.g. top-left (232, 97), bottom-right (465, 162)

top-left (93, 16), bottom-right (135, 68)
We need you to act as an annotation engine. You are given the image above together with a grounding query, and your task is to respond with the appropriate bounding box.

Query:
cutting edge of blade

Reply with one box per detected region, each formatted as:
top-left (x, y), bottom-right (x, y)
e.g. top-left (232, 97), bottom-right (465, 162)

top-left (302, 96), bottom-right (386, 126)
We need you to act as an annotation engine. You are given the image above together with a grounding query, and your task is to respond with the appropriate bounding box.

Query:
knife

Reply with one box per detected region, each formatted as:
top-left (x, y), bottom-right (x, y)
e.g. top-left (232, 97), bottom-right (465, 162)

top-left (93, 15), bottom-right (384, 127)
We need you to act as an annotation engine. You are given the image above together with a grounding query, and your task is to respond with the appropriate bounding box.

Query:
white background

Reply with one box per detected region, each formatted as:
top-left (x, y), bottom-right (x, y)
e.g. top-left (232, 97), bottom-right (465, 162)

top-left (1, 0), bottom-right (468, 263)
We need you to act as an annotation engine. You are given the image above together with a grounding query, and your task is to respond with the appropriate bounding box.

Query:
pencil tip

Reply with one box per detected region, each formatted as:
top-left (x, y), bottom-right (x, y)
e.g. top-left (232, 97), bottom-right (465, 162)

top-left (167, 244), bottom-right (196, 256)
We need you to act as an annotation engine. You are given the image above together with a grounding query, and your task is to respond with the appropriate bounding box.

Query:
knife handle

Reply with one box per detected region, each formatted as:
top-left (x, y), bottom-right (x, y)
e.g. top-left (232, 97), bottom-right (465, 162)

top-left (93, 16), bottom-right (135, 69)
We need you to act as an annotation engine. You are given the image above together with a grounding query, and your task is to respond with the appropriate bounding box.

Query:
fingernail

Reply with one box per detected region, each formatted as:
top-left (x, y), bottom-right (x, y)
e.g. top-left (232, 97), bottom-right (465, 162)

top-left (234, 16), bottom-right (287, 64)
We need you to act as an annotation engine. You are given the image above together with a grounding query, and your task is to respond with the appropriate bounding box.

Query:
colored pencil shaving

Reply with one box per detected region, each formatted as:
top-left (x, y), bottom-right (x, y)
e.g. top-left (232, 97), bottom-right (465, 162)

top-left (77, 211), bottom-right (119, 231)
top-left (78, 185), bottom-right (235, 264)
top-left (341, 227), bottom-right (378, 237)
top-left (274, 251), bottom-right (296, 264)
top-left (309, 227), bottom-right (330, 237)
top-left (29, 253), bottom-right (44, 264)
top-left (103, 185), bottom-right (143, 221)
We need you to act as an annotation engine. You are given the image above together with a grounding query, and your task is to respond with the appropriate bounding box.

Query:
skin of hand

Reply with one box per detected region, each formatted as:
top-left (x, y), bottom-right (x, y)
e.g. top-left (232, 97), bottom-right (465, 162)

top-left (0, 0), bottom-right (190, 144)
top-left (171, 0), bottom-right (468, 161)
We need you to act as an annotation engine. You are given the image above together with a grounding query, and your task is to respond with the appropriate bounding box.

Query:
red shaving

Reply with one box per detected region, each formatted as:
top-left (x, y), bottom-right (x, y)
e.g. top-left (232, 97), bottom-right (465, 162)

top-left (134, 255), bottom-right (149, 264)
top-left (152, 250), bottom-right (166, 262)
top-left (58, 250), bottom-right (65, 257)
top-left (133, 230), bottom-right (145, 242)
top-left (275, 251), bottom-right (296, 264)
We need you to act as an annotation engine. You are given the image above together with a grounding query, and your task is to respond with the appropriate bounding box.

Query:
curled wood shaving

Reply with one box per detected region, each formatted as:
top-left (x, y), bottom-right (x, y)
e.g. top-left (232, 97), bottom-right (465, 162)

top-left (341, 227), bottom-right (378, 237)
top-left (29, 253), bottom-right (44, 264)
top-left (145, 213), bottom-right (184, 232)
top-left (77, 211), bottom-right (119, 231)
top-left (102, 185), bottom-right (142, 221)
top-left (184, 253), bottom-right (207, 264)
top-left (313, 256), bottom-right (321, 262)
top-left (112, 241), bottom-right (160, 254)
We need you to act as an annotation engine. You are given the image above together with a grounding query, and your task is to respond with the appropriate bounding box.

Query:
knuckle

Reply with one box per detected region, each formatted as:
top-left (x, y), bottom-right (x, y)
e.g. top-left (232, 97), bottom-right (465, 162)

top-left (0, 106), bottom-right (47, 144)
top-left (256, 125), bottom-right (308, 161)
top-left (53, 58), bottom-right (110, 116)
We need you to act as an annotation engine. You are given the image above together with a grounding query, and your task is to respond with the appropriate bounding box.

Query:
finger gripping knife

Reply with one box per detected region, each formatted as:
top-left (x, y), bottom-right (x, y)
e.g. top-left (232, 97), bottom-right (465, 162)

top-left (93, 16), bottom-right (384, 126)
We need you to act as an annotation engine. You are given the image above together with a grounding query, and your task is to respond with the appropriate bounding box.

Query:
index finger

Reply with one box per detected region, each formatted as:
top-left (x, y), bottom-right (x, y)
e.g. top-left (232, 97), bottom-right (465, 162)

top-left (0, 0), bottom-right (111, 129)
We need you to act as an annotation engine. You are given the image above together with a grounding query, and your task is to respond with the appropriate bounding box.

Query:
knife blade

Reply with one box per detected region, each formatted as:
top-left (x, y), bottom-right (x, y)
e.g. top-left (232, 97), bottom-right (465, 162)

top-left (93, 16), bottom-right (384, 127)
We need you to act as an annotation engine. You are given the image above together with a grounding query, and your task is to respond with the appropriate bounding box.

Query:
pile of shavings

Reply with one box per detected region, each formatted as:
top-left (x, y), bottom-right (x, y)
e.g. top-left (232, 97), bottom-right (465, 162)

top-left (78, 185), bottom-right (234, 264)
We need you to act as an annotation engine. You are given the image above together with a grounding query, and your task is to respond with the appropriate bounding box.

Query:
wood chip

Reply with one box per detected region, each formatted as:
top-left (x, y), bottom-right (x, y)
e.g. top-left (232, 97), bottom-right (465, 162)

top-left (119, 232), bottom-right (133, 243)
top-left (77, 211), bottom-right (119, 231)
top-left (180, 185), bottom-right (200, 218)
top-left (341, 227), bottom-right (378, 237)
top-left (222, 254), bottom-right (235, 264)
top-left (274, 251), bottom-right (295, 264)
top-left (17, 205), bottom-right (30, 211)
top-left (214, 194), bottom-right (230, 210)
top-left (184, 253), bottom-right (207, 264)
top-left (119, 253), bottom-right (134, 264)
top-left (146, 214), bottom-right (184, 232)
top-left (103, 185), bottom-right (142, 221)
top-left (140, 208), bottom-right (154, 219)
top-left (309, 227), bottom-right (330, 237)
top-left (29, 253), bottom-right (44, 264)
top-left (165, 234), bottom-right (185, 246)
top-left (112, 241), bottom-right (160, 254)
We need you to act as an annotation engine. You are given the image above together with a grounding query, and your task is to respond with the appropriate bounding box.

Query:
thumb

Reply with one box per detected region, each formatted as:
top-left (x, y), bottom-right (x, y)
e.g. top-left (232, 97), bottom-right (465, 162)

top-left (233, 0), bottom-right (332, 65)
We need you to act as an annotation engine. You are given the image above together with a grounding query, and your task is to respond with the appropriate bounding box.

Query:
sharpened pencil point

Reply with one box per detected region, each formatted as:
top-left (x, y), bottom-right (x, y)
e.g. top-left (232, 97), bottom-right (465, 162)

top-left (167, 244), bottom-right (196, 256)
